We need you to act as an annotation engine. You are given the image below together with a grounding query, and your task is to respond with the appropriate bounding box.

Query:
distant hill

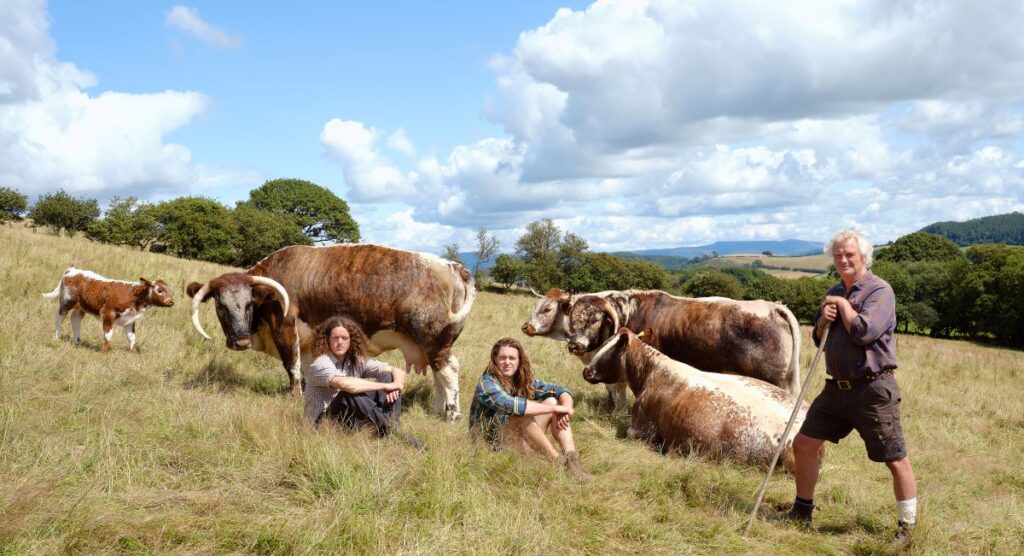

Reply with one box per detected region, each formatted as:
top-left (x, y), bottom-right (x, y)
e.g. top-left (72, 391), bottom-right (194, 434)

top-left (920, 212), bottom-right (1024, 247)
top-left (624, 239), bottom-right (823, 258)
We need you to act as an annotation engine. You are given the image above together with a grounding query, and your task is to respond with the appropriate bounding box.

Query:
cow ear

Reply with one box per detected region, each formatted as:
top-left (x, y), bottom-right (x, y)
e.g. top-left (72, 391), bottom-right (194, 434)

top-left (639, 327), bottom-right (655, 344)
top-left (140, 277), bottom-right (153, 286)
top-left (186, 282), bottom-right (205, 299)
top-left (251, 284), bottom-right (275, 306)
top-left (559, 300), bottom-right (572, 314)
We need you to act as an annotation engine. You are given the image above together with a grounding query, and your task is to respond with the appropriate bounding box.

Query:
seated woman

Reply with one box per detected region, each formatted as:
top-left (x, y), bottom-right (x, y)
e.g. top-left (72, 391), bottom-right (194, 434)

top-left (304, 315), bottom-right (421, 447)
top-left (469, 337), bottom-right (593, 481)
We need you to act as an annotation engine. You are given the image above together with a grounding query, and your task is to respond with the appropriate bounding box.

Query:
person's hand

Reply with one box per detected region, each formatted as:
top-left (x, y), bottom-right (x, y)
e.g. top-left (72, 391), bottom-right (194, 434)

top-left (552, 404), bottom-right (574, 432)
top-left (382, 381), bottom-right (403, 404)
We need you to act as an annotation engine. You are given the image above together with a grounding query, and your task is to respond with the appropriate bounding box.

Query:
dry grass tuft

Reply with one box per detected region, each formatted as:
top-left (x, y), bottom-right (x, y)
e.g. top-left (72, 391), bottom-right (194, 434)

top-left (1, 222), bottom-right (1022, 554)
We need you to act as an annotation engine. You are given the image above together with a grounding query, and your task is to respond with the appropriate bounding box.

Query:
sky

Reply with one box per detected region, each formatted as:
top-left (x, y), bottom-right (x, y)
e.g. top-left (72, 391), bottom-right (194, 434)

top-left (2, 0), bottom-right (1023, 254)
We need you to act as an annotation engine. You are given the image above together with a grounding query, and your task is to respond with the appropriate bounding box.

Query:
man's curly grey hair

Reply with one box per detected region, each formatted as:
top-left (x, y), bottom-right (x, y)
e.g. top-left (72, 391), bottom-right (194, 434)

top-left (825, 228), bottom-right (873, 269)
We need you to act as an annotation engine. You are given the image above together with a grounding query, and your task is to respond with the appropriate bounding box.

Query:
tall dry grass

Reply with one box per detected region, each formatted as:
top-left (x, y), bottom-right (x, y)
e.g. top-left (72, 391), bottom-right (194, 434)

top-left (1, 222), bottom-right (1022, 554)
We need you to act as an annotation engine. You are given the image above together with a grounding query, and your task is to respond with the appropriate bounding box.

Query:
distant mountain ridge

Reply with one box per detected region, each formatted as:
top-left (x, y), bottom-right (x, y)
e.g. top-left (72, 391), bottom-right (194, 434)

top-left (621, 239), bottom-right (823, 258)
top-left (920, 211), bottom-right (1024, 246)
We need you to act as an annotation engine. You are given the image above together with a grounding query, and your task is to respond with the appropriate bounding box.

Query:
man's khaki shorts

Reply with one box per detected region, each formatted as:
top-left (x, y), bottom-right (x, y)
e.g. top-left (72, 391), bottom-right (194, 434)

top-left (799, 373), bottom-right (907, 462)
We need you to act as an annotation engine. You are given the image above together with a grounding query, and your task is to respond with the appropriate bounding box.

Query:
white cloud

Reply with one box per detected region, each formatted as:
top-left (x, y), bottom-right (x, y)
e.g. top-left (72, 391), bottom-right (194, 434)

top-left (0, 1), bottom-right (251, 202)
top-left (386, 128), bottom-right (416, 156)
top-left (320, 119), bottom-right (415, 201)
top-left (166, 6), bottom-right (242, 49)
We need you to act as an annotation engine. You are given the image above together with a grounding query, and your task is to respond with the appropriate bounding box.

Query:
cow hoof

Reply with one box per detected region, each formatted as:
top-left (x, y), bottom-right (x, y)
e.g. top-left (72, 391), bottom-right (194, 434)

top-left (444, 404), bottom-right (461, 422)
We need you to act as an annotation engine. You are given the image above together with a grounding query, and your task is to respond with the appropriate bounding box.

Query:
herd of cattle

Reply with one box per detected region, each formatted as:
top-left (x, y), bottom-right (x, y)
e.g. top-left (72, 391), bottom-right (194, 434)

top-left (44, 243), bottom-right (815, 469)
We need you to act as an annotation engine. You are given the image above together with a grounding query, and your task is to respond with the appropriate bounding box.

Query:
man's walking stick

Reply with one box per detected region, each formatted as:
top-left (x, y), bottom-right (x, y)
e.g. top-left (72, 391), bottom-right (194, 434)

top-left (743, 326), bottom-right (830, 536)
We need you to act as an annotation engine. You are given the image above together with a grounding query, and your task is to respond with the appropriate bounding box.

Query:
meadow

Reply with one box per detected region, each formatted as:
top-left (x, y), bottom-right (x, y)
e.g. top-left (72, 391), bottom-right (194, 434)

top-left (710, 254), bottom-right (833, 278)
top-left (1, 222), bottom-right (1022, 554)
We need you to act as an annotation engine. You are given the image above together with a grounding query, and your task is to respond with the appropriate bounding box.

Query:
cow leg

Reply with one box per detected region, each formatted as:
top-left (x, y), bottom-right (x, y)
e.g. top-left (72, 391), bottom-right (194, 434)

top-left (125, 323), bottom-right (138, 352)
top-left (605, 379), bottom-right (628, 411)
top-left (271, 318), bottom-right (302, 396)
top-left (54, 307), bottom-right (67, 340)
top-left (70, 310), bottom-right (84, 345)
top-left (430, 354), bottom-right (461, 421)
top-left (101, 310), bottom-right (115, 353)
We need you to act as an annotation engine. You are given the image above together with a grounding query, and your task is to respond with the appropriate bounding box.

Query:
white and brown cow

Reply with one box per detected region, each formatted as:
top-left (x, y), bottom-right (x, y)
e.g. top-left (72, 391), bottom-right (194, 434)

top-left (187, 244), bottom-right (475, 420)
top-left (583, 327), bottom-right (820, 470)
top-left (564, 290), bottom-right (801, 402)
top-left (42, 267), bottom-right (175, 352)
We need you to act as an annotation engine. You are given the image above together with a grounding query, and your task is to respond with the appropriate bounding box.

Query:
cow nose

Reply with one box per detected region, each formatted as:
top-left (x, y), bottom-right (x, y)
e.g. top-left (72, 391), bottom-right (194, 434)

top-left (522, 323), bottom-right (536, 336)
top-left (567, 341), bottom-right (584, 355)
top-left (232, 337), bottom-right (251, 349)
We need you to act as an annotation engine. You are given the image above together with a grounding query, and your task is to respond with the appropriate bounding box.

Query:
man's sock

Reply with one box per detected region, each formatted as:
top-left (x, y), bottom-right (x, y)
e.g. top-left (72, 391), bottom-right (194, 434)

top-left (897, 498), bottom-right (917, 525)
top-left (795, 496), bottom-right (814, 508)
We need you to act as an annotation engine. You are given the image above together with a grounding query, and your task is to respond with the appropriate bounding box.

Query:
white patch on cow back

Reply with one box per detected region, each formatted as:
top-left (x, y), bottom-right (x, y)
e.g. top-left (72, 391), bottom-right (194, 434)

top-left (369, 330), bottom-right (427, 371)
top-left (65, 268), bottom-right (134, 286)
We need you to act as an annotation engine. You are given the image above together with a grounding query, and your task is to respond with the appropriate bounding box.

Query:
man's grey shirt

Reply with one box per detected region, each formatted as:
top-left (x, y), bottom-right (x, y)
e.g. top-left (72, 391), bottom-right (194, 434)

top-left (813, 271), bottom-right (898, 380)
top-left (303, 353), bottom-right (388, 424)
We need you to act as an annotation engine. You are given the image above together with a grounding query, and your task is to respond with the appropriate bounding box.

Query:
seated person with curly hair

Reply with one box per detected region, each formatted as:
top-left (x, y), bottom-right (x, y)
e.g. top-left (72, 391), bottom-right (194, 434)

top-left (469, 337), bottom-right (593, 481)
top-left (304, 315), bottom-right (422, 448)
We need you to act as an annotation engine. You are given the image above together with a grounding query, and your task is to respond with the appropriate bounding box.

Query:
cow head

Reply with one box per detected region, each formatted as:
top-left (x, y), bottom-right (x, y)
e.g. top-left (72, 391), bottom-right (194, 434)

top-left (521, 288), bottom-right (572, 338)
top-left (187, 273), bottom-right (290, 350)
top-left (581, 326), bottom-right (635, 384)
top-left (566, 295), bottom-right (620, 356)
top-left (142, 278), bottom-right (175, 307)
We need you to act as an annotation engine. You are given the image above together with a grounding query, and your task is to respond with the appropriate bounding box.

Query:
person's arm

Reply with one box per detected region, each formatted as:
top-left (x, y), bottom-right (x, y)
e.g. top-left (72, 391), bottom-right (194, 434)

top-left (826, 285), bottom-right (894, 345)
top-left (474, 374), bottom-right (572, 418)
top-left (531, 378), bottom-right (575, 429)
top-left (329, 359), bottom-right (404, 397)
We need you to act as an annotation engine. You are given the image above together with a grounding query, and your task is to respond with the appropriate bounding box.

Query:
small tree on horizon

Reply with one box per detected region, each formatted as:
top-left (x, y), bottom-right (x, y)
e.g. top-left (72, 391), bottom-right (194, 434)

top-left (442, 243), bottom-right (464, 266)
top-left (0, 186), bottom-right (28, 223)
top-left (247, 178), bottom-right (360, 244)
top-left (473, 227), bottom-right (500, 278)
top-left (28, 190), bottom-right (100, 236)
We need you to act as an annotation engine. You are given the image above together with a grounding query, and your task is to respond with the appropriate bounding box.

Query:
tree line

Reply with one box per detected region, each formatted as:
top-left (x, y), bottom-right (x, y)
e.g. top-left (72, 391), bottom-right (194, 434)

top-left (921, 211), bottom-right (1024, 247)
top-left (0, 180), bottom-right (359, 267)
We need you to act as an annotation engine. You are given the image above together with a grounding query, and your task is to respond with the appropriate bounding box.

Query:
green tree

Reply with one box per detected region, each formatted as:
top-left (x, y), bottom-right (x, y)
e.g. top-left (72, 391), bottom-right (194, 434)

top-left (152, 197), bottom-right (239, 265)
top-left (86, 196), bottom-right (159, 249)
top-left (491, 254), bottom-right (527, 292)
top-left (232, 203), bottom-right (312, 267)
top-left (679, 269), bottom-right (744, 299)
top-left (0, 186), bottom-right (28, 223)
top-left (876, 232), bottom-right (962, 264)
top-left (515, 219), bottom-right (567, 290)
top-left (28, 190), bottom-right (100, 236)
top-left (442, 243), bottom-right (464, 266)
top-left (784, 277), bottom-right (832, 323)
top-left (744, 272), bottom-right (790, 303)
top-left (247, 178), bottom-right (359, 244)
top-left (473, 228), bottom-right (500, 278)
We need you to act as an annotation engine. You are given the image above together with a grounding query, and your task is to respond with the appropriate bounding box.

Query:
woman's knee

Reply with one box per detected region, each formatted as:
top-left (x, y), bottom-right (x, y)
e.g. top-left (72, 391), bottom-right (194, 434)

top-left (793, 433), bottom-right (823, 456)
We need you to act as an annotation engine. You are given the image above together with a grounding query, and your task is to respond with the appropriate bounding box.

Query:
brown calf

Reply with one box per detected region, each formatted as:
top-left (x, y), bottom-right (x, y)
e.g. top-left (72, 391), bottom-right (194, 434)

top-left (43, 267), bottom-right (174, 352)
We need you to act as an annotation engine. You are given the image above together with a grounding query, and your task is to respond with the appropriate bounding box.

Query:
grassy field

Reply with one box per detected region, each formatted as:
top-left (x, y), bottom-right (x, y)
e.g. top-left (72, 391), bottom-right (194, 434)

top-left (2, 222), bottom-right (1022, 554)
top-left (709, 254), bottom-right (833, 278)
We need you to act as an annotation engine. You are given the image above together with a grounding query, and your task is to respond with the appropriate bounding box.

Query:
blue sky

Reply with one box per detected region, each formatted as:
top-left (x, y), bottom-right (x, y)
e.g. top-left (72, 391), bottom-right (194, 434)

top-left (3, 0), bottom-right (1023, 254)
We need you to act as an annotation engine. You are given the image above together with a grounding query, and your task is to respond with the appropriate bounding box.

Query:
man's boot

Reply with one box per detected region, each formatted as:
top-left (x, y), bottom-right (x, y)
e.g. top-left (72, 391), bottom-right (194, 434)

top-left (774, 499), bottom-right (814, 527)
top-left (890, 520), bottom-right (913, 550)
top-left (560, 451), bottom-right (594, 483)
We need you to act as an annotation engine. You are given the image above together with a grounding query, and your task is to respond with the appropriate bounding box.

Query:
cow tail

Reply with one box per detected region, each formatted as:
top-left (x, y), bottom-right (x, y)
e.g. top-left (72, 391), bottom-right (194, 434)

top-left (41, 267), bottom-right (74, 299)
top-left (449, 264), bottom-right (476, 324)
top-left (782, 305), bottom-right (802, 395)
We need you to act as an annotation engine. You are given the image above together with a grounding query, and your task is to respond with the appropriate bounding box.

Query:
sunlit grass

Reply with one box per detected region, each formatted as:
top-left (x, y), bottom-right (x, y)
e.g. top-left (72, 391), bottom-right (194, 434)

top-left (1, 222), bottom-right (1022, 554)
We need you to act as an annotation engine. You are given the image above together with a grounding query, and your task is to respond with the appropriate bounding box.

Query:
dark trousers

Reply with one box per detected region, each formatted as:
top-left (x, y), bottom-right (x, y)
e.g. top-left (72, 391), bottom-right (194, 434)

top-left (320, 372), bottom-right (401, 436)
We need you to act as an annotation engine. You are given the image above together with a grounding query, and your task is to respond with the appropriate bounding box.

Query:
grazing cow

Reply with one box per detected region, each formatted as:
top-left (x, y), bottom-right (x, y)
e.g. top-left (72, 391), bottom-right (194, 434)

top-left (564, 290), bottom-right (801, 401)
top-left (42, 267), bottom-right (175, 353)
top-left (583, 327), bottom-right (819, 470)
top-left (187, 244), bottom-right (475, 420)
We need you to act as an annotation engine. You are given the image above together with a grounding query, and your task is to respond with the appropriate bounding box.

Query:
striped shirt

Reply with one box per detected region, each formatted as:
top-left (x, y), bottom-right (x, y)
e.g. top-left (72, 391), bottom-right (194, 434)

top-left (468, 371), bottom-right (572, 447)
top-left (303, 353), bottom-right (389, 424)
top-left (813, 271), bottom-right (898, 380)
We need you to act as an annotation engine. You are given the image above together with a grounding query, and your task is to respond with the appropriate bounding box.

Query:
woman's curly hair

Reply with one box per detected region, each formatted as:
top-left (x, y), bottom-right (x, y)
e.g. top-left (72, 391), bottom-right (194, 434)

top-left (313, 315), bottom-right (371, 368)
top-left (485, 337), bottom-right (535, 399)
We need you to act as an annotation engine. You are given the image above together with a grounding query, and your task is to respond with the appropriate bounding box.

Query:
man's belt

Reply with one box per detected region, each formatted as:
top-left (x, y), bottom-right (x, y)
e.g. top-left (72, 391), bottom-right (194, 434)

top-left (826, 369), bottom-right (894, 391)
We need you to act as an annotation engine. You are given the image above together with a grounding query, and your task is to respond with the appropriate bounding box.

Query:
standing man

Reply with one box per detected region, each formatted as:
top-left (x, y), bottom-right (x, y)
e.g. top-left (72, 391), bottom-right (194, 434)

top-left (784, 228), bottom-right (917, 547)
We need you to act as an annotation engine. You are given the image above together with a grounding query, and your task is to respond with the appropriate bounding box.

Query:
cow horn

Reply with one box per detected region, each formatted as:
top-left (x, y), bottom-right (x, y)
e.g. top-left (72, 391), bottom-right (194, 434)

top-left (251, 276), bottom-right (290, 316)
top-left (530, 288), bottom-right (543, 298)
top-left (190, 282), bottom-right (213, 340)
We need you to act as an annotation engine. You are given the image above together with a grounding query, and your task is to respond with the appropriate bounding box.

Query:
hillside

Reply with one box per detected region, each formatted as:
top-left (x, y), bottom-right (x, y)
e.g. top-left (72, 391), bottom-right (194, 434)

top-left (2, 223), bottom-right (1022, 553)
top-left (920, 211), bottom-right (1024, 246)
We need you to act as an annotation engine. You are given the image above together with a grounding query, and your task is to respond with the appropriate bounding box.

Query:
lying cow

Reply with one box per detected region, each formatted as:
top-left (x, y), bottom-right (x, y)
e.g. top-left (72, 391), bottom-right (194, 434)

top-left (564, 290), bottom-right (801, 403)
top-left (583, 327), bottom-right (819, 470)
top-left (43, 267), bottom-right (175, 352)
top-left (188, 244), bottom-right (475, 420)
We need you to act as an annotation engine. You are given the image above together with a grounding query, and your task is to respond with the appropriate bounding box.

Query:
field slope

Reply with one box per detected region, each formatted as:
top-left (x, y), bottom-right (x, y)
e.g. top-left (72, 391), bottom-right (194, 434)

top-left (1, 223), bottom-right (1022, 554)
